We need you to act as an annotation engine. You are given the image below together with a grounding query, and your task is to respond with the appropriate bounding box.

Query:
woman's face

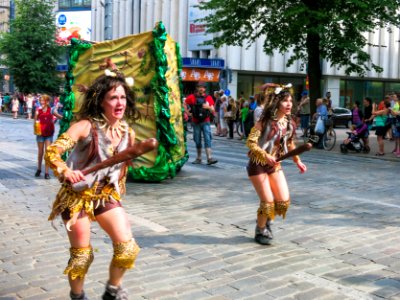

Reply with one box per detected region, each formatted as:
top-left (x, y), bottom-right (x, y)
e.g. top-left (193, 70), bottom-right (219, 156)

top-left (101, 85), bottom-right (127, 122)
top-left (363, 99), bottom-right (369, 106)
top-left (278, 95), bottom-right (293, 116)
top-left (40, 98), bottom-right (49, 107)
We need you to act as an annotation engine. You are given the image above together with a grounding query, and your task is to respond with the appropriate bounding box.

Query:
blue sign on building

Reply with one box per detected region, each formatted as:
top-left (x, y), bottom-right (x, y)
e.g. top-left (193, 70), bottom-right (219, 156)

top-left (58, 14), bottom-right (67, 26)
top-left (56, 65), bottom-right (68, 72)
top-left (182, 57), bottom-right (225, 69)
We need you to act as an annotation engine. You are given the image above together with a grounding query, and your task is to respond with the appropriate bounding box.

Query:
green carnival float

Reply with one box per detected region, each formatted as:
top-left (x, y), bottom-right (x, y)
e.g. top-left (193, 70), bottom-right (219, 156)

top-left (58, 22), bottom-right (188, 182)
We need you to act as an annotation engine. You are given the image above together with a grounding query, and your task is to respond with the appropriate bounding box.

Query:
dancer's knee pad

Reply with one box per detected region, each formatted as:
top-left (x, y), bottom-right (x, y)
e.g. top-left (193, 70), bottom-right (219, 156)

top-left (64, 246), bottom-right (94, 280)
top-left (275, 199), bottom-right (291, 219)
top-left (111, 239), bottom-right (140, 269)
top-left (257, 202), bottom-right (275, 220)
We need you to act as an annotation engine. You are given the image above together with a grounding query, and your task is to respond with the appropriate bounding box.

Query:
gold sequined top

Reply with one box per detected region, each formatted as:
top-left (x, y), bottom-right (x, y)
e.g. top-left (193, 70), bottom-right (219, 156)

top-left (47, 120), bottom-right (132, 221)
top-left (246, 119), bottom-right (296, 166)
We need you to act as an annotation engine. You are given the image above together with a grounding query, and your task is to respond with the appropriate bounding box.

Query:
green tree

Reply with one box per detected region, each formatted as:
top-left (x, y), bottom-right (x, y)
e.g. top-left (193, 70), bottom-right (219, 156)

top-left (0, 0), bottom-right (63, 94)
top-left (200, 0), bottom-right (400, 111)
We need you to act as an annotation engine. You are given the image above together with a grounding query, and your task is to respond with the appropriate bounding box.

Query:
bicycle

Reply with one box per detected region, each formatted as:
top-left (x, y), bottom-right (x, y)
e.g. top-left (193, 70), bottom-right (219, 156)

top-left (303, 117), bottom-right (336, 151)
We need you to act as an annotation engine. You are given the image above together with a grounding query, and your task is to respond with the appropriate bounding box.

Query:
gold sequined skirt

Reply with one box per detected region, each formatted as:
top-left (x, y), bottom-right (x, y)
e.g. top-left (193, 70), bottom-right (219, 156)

top-left (48, 180), bottom-right (125, 222)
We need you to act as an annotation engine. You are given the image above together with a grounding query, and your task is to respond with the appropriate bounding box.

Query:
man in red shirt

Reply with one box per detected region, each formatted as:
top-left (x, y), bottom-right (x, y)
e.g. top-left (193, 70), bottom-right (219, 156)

top-left (185, 81), bottom-right (218, 165)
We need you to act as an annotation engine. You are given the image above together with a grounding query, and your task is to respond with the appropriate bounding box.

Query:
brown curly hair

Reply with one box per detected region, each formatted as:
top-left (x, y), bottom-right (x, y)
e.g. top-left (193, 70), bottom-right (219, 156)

top-left (259, 89), bottom-right (293, 126)
top-left (75, 74), bottom-right (139, 122)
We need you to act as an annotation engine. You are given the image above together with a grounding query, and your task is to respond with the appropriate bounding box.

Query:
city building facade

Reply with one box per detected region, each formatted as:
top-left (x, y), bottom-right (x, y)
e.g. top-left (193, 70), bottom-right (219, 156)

top-left (0, 0), bottom-right (10, 33)
top-left (84, 0), bottom-right (400, 107)
top-left (0, 0), bottom-right (11, 92)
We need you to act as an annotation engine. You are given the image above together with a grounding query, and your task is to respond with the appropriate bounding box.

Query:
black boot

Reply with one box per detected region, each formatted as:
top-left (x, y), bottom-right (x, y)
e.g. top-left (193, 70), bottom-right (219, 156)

top-left (102, 282), bottom-right (128, 300)
top-left (254, 226), bottom-right (272, 245)
top-left (70, 290), bottom-right (88, 300)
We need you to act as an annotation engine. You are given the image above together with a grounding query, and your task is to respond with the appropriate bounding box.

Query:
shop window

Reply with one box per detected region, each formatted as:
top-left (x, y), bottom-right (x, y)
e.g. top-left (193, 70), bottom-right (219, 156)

top-left (237, 75), bottom-right (253, 99)
top-left (341, 80), bottom-right (384, 108)
top-left (385, 82), bottom-right (400, 95)
top-left (365, 81), bottom-right (383, 104)
top-left (59, 0), bottom-right (91, 9)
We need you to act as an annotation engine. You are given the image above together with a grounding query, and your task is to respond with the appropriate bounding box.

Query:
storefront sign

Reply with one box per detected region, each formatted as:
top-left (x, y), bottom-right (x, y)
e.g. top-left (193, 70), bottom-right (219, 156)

top-left (181, 68), bottom-right (220, 82)
top-left (182, 57), bottom-right (224, 69)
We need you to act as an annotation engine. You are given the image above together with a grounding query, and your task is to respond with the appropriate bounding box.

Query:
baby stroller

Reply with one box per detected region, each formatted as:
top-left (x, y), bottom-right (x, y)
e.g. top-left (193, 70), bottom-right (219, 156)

top-left (340, 122), bottom-right (370, 154)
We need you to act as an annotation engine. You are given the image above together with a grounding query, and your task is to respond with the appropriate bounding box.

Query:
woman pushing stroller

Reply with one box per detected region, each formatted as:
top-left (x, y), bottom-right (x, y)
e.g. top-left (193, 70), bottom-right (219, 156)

top-left (340, 121), bottom-right (370, 153)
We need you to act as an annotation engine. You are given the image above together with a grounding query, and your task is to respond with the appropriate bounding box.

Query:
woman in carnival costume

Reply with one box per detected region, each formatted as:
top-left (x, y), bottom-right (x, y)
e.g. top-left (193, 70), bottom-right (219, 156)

top-left (246, 84), bottom-right (307, 245)
top-left (45, 70), bottom-right (143, 300)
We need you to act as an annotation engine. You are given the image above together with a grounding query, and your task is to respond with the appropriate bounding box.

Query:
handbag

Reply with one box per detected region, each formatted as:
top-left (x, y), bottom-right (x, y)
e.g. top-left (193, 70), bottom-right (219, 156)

top-left (34, 121), bottom-right (42, 136)
top-left (315, 116), bottom-right (325, 134)
top-left (224, 111), bottom-right (232, 118)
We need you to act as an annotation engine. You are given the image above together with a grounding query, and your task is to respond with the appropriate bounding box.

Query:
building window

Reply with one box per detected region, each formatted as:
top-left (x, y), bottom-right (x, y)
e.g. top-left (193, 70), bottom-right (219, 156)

top-left (59, 0), bottom-right (91, 9)
top-left (340, 79), bottom-right (386, 108)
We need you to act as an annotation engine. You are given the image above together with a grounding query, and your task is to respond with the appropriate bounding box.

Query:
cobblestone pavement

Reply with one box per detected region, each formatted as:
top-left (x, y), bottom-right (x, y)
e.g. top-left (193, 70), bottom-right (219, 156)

top-left (1, 115), bottom-right (400, 300)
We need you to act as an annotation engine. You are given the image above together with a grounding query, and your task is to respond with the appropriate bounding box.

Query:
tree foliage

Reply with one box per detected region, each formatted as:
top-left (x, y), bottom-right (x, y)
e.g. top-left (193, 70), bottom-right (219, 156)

top-left (200, 0), bottom-right (400, 109)
top-left (0, 0), bottom-right (63, 94)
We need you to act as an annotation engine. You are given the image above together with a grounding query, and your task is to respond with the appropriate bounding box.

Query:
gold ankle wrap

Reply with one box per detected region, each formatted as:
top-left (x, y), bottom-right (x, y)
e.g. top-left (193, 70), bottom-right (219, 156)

top-left (275, 199), bottom-right (291, 219)
top-left (64, 246), bottom-right (94, 280)
top-left (257, 202), bottom-right (275, 220)
top-left (112, 239), bottom-right (140, 269)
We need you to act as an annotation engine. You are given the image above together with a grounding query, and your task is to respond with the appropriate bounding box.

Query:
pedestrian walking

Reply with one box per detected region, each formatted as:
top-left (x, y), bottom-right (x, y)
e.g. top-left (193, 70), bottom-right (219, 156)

top-left (25, 93), bottom-right (34, 119)
top-left (34, 94), bottom-right (55, 179)
top-left (312, 98), bottom-right (328, 149)
top-left (224, 96), bottom-right (237, 139)
top-left (18, 92), bottom-right (25, 116)
top-left (11, 95), bottom-right (19, 119)
top-left (297, 91), bottom-right (311, 137)
top-left (44, 70), bottom-right (149, 299)
top-left (185, 81), bottom-right (218, 165)
top-left (246, 84), bottom-right (307, 245)
top-left (372, 97), bottom-right (391, 156)
top-left (3, 93), bottom-right (10, 112)
top-left (362, 97), bottom-right (373, 151)
top-left (213, 90), bottom-right (223, 136)
top-left (219, 95), bottom-right (228, 137)
top-left (351, 100), bottom-right (363, 126)
top-left (390, 93), bottom-right (400, 157)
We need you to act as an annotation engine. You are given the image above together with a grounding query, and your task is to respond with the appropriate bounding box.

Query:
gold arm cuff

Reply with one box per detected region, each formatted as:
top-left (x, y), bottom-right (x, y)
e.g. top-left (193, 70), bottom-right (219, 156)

top-left (45, 133), bottom-right (76, 177)
top-left (292, 155), bottom-right (301, 163)
top-left (246, 127), bottom-right (269, 165)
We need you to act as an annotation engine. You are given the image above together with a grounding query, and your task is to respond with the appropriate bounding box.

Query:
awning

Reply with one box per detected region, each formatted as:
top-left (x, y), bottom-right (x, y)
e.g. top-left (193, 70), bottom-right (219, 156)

top-left (181, 67), bottom-right (220, 82)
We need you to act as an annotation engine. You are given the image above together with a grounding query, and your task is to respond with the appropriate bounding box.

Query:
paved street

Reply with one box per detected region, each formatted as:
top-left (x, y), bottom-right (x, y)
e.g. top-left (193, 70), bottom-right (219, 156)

top-left (1, 115), bottom-right (400, 300)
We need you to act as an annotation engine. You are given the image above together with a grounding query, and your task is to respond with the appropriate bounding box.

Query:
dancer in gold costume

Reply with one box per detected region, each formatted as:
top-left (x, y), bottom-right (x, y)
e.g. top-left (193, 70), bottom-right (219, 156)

top-left (246, 84), bottom-right (307, 245)
top-left (45, 71), bottom-right (141, 300)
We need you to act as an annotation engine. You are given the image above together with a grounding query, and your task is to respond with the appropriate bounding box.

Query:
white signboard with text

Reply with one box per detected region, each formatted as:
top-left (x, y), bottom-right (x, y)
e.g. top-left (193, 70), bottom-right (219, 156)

top-left (187, 0), bottom-right (214, 51)
top-left (56, 10), bottom-right (92, 43)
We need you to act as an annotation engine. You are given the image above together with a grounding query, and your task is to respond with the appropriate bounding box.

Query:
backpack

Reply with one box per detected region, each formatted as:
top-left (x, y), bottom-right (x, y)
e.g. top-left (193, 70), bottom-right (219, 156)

top-left (191, 95), bottom-right (210, 122)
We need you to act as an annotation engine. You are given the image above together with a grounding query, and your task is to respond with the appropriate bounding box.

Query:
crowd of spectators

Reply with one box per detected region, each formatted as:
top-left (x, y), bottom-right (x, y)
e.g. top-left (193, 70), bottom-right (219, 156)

top-left (207, 89), bottom-right (400, 159)
top-left (2, 89), bottom-right (400, 159)
top-left (0, 92), bottom-right (63, 121)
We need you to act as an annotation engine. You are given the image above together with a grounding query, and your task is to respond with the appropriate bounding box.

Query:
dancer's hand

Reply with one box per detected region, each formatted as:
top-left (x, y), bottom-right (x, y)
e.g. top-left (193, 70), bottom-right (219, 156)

top-left (296, 161), bottom-right (307, 173)
top-left (265, 154), bottom-right (278, 167)
top-left (62, 168), bottom-right (85, 183)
